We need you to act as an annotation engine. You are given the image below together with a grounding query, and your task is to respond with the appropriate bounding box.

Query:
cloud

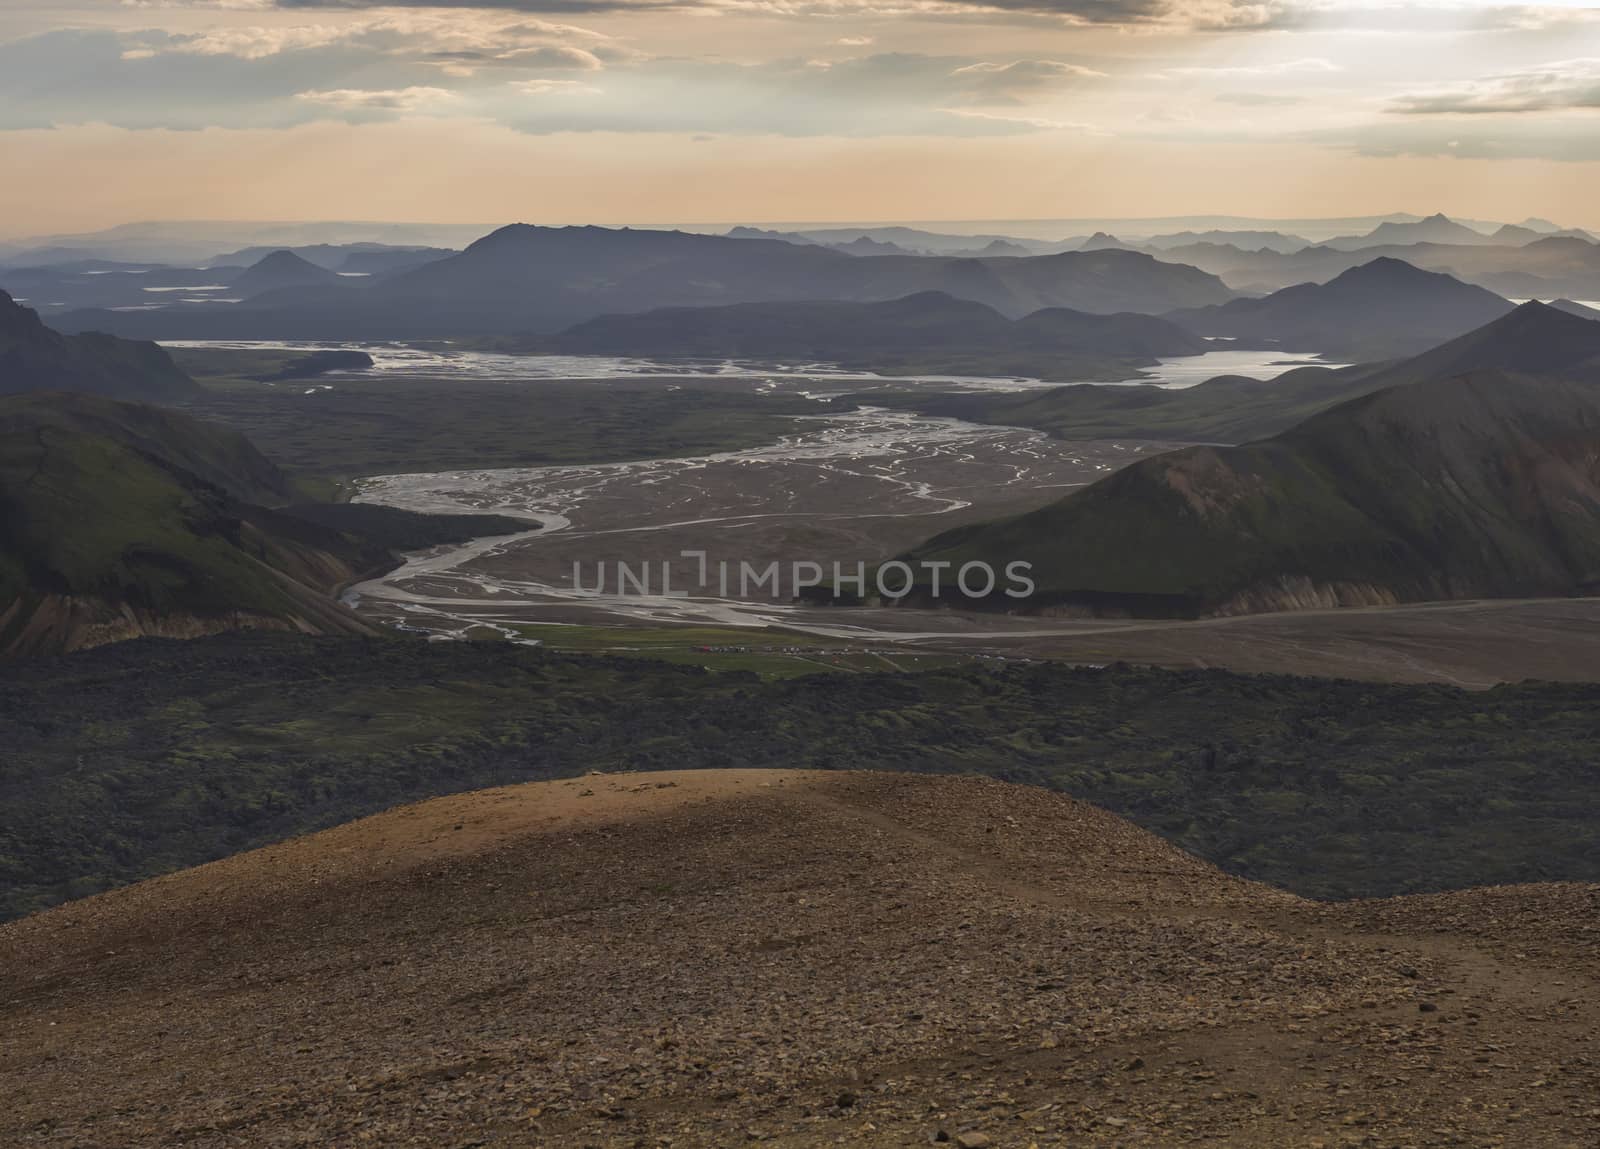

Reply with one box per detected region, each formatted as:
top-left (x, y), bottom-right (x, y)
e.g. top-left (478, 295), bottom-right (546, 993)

top-left (2, 29), bottom-right (1089, 138)
top-left (1388, 58), bottom-right (1600, 115)
top-left (118, 1), bottom-right (278, 8)
top-left (1459, 4), bottom-right (1600, 33)
top-left (270, 0), bottom-right (686, 10)
top-left (297, 85), bottom-right (462, 111)
top-left (483, 52), bottom-right (1100, 135)
top-left (125, 10), bottom-right (616, 72)
top-left (1314, 116), bottom-right (1600, 163)
top-left (1215, 90), bottom-right (1306, 106)
top-left (950, 58), bottom-right (1105, 102)
top-left (0, 28), bottom-right (392, 130)
top-left (510, 77), bottom-right (603, 94)
top-left (219, 0), bottom-right (1306, 30)
top-left (1163, 57), bottom-right (1340, 79)
top-left (942, 107), bottom-right (1099, 130)
top-left (156, 24), bottom-right (351, 59)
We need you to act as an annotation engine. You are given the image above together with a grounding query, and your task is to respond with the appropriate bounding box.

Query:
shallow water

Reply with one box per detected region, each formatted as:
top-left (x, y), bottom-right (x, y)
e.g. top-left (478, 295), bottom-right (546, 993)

top-left (163, 340), bottom-right (1341, 390)
top-left (346, 406), bottom-right (1173, 639)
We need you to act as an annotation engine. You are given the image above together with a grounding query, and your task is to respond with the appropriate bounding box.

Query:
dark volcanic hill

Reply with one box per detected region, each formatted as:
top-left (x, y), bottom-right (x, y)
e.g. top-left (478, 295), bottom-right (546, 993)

top-left (540, 291), bottom-right (1208, 379)
top-left (0, 290), bottom-right (197, 400)
top-left (0, 393), bottom-right (385, 657)
top-left (1379, 296), bottom-right (1600, 381)
top-left (1166, 258), bottom-right (1515, 358)
top-left (903, 302), bottom-right (1600, 617)
top-left (230, 249), bottom-right (340, 296)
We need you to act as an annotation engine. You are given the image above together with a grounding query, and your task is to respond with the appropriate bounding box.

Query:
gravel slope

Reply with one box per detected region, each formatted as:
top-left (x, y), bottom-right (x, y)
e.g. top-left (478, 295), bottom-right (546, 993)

top-left (2, 769), bottom-right (1597, 1147)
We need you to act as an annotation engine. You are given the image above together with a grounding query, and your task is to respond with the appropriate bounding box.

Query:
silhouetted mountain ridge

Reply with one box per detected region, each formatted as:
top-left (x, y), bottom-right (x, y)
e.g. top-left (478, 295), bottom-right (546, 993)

top-left (0, 291), bottom-right (197, 400)
top-left (1166, 258), bottom-right (1514, 358)
top-left (539, 290), bottom-right (1207, 379)
top-left (52, 225), bottom-right (1235, 341)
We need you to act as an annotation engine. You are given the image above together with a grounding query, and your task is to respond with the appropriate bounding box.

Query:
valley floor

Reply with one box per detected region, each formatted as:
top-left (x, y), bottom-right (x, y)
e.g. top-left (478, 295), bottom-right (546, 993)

top-left (3, 770), bottom-right (1596, 1147)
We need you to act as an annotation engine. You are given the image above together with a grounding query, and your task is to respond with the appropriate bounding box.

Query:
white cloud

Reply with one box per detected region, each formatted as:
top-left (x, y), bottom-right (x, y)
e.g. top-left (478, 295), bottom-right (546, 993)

top-left (128, 10), bottom-right (615, 72)
top-left (119, 1), bottom-right (276, 8)
top-left (952, 59), bottom-right (1105, 80)
top-left (181, 0), bottom-right (1304, 31)
top-left (296, 86), bottom-right (462, 112)
top-left (943, 107), bottom-right (1100, 130)
top-left (162, 24), bottom-right (349, 58)
top-left (1389, 57), bottom-right (1600, 114)
top-left (950, 58), bottom-right (1107, 103)
top-left (511, 78), bottom-right (603, 94)
top-left (1164, 57), bottom-right (1341, 78)
top-left (1215, 90), bottom-right (1306, 105)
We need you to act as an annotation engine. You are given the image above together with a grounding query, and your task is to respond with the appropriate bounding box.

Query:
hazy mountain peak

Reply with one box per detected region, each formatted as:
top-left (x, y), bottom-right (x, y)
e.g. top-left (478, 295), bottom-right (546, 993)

top-left (1079, 231), bottom-right (1130, 251)
top-left (1334, 255), bottom-right (1450, 284)
top-left (1488, 223), bottom-right (1540, 244)
top-left (1550, 298), bottom-right (1600, 321)
top-left (232, 249), bottom-right (340, 295)
top-left (1165, 257), bottom-right (1511, 358)
top-left (250, 249), bottom-right (324, 272)
top-left (1324, 213), bottom-right (1494, 252)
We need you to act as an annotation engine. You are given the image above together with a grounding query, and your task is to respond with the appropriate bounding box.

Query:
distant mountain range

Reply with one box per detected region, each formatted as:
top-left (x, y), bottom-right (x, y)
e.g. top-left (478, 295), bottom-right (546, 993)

top-left (0, 248), bottom-right (426, 320)
top-left (47, 225), bottom-right (1237, 340)
top-left (210, 243), bottom-right (455, 275)
top-left (1141, 229), bottom-right (1312, 254)
top-left (901, 302), bottom-right (1600, 617)
top-left (0, 221), bottom-right (491, 269)
top-left (11, 216), bottom-right (1600, 354)
top-left (1322, 212), bottom-right (1495, 250)
top-left (537, 290), bottom-right (1208, 381)
top-left (0, 290), bottom-right (196, 401)
top-left (723, 225), bottom-right (1080, 257)
top-left (1150, 227), bottom-right (1600, 298)
top-left (1166, 258), bottom-right (1515, 359)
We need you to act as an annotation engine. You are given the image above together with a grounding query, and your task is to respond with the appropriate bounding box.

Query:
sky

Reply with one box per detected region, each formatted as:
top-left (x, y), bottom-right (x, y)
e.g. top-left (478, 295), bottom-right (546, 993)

top-left (3, 0), bottom-right (1600, 237)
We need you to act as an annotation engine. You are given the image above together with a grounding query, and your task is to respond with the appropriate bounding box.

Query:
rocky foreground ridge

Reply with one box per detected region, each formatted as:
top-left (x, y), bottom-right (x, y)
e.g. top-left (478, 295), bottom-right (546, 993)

top-left (2, 770), bottom-right (1597, 1147)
